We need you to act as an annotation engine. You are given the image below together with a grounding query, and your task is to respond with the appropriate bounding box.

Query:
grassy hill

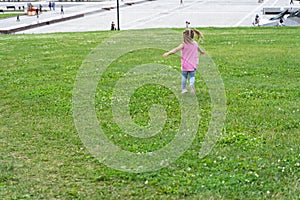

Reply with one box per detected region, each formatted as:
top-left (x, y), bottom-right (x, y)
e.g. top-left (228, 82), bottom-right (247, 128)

top-left (1, 27), bottom-right (299, 199)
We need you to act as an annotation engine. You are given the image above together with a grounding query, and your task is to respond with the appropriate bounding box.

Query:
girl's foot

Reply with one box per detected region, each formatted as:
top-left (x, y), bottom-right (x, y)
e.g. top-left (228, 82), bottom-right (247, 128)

top-left (190, 85), bottom-right (195, 95)
top-left (181, 88), bottom-right (188, 94)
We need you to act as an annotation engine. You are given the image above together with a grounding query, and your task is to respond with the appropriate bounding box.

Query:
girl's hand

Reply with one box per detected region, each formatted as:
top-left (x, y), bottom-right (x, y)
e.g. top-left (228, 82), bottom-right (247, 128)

top-left (163, 44), bottom-right (183, 57)
top-left (163, 53), bottom-right (169, 57)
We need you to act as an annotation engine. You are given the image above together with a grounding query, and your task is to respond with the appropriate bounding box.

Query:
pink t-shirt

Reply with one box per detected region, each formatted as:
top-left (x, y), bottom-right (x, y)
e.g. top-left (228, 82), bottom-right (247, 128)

top-left (181, 41), bottom-right (199, 71)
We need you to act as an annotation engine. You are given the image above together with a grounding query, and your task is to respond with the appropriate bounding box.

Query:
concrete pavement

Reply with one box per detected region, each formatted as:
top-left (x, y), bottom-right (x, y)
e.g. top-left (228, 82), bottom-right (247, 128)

top-left (0, 1), bottom-right (121, 33)
top-left (0, 0), bottom-right (295, 34)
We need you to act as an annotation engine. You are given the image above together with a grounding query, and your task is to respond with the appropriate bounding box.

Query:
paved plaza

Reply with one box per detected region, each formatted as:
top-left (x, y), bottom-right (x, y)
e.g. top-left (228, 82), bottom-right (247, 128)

top-left (0, 0), bottom-right (296, 34)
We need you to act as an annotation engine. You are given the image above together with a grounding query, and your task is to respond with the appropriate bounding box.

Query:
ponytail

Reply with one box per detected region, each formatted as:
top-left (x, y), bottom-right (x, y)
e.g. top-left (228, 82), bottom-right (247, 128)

top-left (192, 29), bottom-right (204, 42)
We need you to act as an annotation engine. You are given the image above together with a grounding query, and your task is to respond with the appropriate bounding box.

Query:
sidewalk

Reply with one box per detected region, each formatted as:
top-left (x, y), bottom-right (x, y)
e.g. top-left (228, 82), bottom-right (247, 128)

top-left (0, 0), bottom-right (292, 34)
top-left (0, 0), bottom-right (145, 33)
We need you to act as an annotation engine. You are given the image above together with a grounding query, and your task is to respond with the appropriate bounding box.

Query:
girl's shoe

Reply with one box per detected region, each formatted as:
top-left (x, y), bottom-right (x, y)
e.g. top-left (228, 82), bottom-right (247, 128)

top-left (181, 88), bottom-right (188, 94)
top-left (190, 85), bottom-right (195, 95)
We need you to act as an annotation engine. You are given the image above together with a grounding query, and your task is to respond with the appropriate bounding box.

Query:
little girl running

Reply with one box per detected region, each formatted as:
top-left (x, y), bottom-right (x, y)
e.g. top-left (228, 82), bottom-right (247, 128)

top-left (163, 29), bottom-right (205, 94)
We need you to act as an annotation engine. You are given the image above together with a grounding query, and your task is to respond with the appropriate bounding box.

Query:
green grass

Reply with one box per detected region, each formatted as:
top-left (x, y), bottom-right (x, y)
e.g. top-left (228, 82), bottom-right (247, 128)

top-left (0, 13), bottom-right (21, 19)
top-left (1, 27), bottom-right (299, 199)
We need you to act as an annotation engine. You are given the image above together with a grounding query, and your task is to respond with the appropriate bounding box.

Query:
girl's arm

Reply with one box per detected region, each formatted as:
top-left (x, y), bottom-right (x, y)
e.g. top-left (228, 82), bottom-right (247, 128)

top-left (163, 43), bottom-right (184, 57)
top-left (198, 46), bottom-right (205, 55)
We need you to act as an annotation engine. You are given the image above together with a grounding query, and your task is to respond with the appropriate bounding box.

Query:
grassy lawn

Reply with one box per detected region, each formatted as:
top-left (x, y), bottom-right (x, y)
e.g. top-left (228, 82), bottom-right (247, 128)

top-left (0, 27), bottom-right (299, 199)
top-left (0, 13), bottom-right (21, 19)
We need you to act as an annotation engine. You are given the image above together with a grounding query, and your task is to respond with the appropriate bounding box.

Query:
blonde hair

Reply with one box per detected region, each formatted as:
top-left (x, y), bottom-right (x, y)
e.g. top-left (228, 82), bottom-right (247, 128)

top-left (183, 29), bottom-right (203, 43)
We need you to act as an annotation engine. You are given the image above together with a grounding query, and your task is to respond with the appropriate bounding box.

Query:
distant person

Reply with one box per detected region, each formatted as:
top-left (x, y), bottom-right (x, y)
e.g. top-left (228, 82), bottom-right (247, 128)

top-left (111, 21), bottom-right (116, 30)
top-left (36, 8), bottom-right (39, 18)
top-left (48, 2), bottom-right (51, 11)
top-left (163, 29), bottom-right (205, 94)
top-left (186, 21), bottom-right (190, 28)
top-left (253, 14), bottom-right (260, 26)
top-left (16, 15), bottom-right (20, 22)
top-left (39, 4), bottom-right (42, 13)
top-left (290, 0), bottom-right (294, 5)
top-left (52, 2), bottom-right (56, 11)
top-left (277, 18), bottom-right (284, 26)
top-left (61, 5), bottom-right (64, 14)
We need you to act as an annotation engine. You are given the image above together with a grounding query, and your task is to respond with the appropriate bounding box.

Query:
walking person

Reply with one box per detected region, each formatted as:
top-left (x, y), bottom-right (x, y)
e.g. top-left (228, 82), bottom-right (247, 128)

top-left (253, 14), bottom-right (260, 26)
top-left (186, 21), bottom-right (190, 28)
top-left (39, 4), bottom-right (42, 13)
top-left (52, 2), bottom-right (56, 11)
top-left (61, 5), bottom-right (64, 15)
top-left (36, 8), bottom-right (39, 18)
top-left (163, 29), bottom-right (205, 94)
